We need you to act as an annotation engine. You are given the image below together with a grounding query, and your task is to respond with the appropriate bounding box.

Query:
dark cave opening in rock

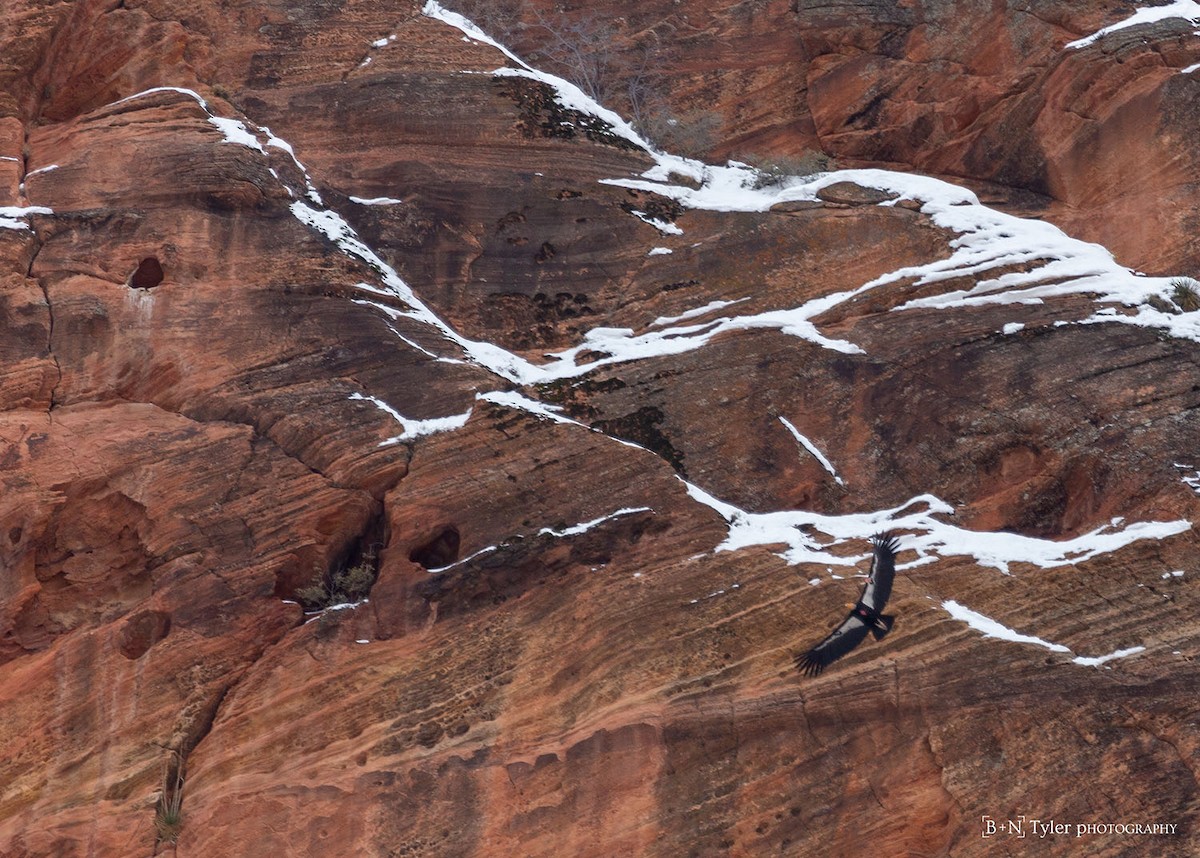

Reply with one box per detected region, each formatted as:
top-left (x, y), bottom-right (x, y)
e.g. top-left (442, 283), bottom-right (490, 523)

top-left (409, 525), bottom-right (461, 569)
top-left (129, 257), bottom-right (164, 289)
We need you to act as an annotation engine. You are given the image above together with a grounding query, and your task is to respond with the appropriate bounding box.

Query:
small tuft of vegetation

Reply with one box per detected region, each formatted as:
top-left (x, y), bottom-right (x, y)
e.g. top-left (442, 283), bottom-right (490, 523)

top-left (154, 754), bottom-right (184, 844)
top-left (296, 551), bottom-right (379, 610)
top-left (638, 110), bottom-right (722, 158)
top-left (1170, 277), bottom-right (1200, 312)
top-left (1150, 278), bottom-right (1200, 314)
top-left (744, 151), bottom-right (838, 189)
top-left (1147, 294), bottom-right (1177, 315)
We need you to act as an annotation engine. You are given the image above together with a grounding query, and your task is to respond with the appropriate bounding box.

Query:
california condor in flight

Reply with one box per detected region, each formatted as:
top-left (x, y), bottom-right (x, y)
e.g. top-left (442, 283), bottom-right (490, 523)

top-left (795, 532), bottom-right (900, 676)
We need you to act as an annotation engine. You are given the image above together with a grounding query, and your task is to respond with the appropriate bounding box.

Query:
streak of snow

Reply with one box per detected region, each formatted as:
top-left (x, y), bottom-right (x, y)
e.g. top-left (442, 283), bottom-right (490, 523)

top-left (1171, 463), bottom-right (1200, 496)
top-left (382, 410), bottom-right (473, 444)
top-left (304, 598), bottom-right (369, 622)
top-left (477, 389), bottom-right (578, 426)
top-left (650, 299), bottom-right (749, 327)
top-left (428, 543), bottom-right (499, 573)
top-left (1067, 1), bottom-right (1200, 48)
top-left (538, 506), bottom-right (652, 538)
top-left (1002, 322), bottom-right (1025, 334)
top-left (600, 159), bottom-right (797, 212)
top-left (109, 88), bottom-right (322, 207)
top-left (349, 392), bottom-right (472, 444)
top-left (243, 123), bottom-right (325, 203)
top-left (688, 582), bottom-right (742, 605)
top-left (291, 199), bottom-right (550, 382)
top-left (647, 247), bottom-right (673, 256)
top-left (350, 195), bottom-right (404, 205)
top-left (485, 66), bottom-right (651, 153)
top-left (943, 600), bottom-right (1148, 668)
top-left (25, 164), bottom-right (59, 177)
top-left (113, 85), bottom-right (212, 109)
top-left (1078, 305), bottom-right (1200, 348)
top-left (389, 328), bottom-right (464, 363)
top-left (1071, 646), bottom-right (1146, 667)
top-left (1183, 61), bottom-right (1200, 74)
top-left (209, 116), bottom-right (266, 152)
top-left (628, 210), bottom-right (683, 235)
top-left (476, 391), bottom-right (659, 460)
top-left (350, 392), bottom-right (404, 423)
top-left (113, 88), bottom-right (262, 158)
top-left (942, 600), bottom-right (1070, 652)
top-left (532, 289), bottom-right (868, 374)
top-left (684, 486), bottom-right (1189, 574)
top-left (351, 299), bottom-right (467, 364)
top-left (779, 416), bottom-right (844, 485)
top-left (0, 205), bottom-right (53, 231)
top-left (424, 2), bottom-right (672, 164)
top-left (422, 3), bottom-right (521, 62)
top-left (429, 506), bottom-right (653, 574)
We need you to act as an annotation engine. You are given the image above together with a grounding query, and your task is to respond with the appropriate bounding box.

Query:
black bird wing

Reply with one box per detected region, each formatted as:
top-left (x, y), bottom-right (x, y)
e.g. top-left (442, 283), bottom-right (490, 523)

top-left (858, 531), bottom-right (899, 613)
top-left (794, 612), bottom-right (873, 676)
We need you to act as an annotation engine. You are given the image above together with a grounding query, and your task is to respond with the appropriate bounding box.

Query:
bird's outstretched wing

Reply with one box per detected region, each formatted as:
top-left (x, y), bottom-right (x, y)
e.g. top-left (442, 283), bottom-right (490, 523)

top-left (859, 531), bottom-right (899, 613)
top-left (794, 612), bottom-right (872, 676)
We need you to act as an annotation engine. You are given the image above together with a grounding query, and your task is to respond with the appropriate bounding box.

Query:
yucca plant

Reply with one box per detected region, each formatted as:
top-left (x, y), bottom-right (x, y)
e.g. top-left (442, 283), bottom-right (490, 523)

top-left (154, 754), bottom-right (185, 843)
top-left (1170, 277), bottom-right (1200, 313)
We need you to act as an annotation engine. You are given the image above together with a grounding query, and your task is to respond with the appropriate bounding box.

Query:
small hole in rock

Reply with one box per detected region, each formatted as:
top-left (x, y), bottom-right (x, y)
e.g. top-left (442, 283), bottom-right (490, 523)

top-left (129, 257), bottom-right (164, 289)
top-left (117, 609), bottom-right (172, 659)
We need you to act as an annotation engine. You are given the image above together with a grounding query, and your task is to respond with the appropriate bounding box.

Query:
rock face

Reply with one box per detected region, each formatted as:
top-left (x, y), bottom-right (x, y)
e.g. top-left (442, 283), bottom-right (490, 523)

top-left (487, 0), bottom-right (1200, 275)
top-left (1, 1), bottom-right (1199, 857)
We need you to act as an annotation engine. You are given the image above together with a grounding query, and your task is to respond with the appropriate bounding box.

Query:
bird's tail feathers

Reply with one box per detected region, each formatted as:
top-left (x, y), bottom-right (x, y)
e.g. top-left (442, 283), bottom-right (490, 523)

top-left (871, 614), bottom-right (895, 640)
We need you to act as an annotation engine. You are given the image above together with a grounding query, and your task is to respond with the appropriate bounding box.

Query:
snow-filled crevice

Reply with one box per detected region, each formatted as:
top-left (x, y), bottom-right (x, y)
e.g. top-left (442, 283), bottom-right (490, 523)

top-left (942, 599), bottom-right (1147, 669)
top-left (779, 416), bottom-right (844, 486)
top-left (349, 392), bottom-right (473, 446)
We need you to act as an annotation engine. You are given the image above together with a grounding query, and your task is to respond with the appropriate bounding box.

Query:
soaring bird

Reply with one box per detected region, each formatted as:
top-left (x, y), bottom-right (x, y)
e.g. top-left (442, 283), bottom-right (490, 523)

top-left (795, 532), bottom-right (900, 676)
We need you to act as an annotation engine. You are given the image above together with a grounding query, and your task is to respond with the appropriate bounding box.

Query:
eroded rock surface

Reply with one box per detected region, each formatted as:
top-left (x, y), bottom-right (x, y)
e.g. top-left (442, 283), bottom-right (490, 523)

top-left (1, 2), bottom-right (1199, 857)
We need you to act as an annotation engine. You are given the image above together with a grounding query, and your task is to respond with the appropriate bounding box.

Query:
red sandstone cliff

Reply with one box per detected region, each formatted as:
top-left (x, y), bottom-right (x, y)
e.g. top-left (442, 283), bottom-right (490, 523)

top-left (1, 1), bottom-right (1199, 856)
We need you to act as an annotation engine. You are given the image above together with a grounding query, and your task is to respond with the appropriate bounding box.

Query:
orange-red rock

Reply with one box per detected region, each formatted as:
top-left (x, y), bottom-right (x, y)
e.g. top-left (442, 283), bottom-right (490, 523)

top-left (1, 2), bottom-right (1199, 857)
